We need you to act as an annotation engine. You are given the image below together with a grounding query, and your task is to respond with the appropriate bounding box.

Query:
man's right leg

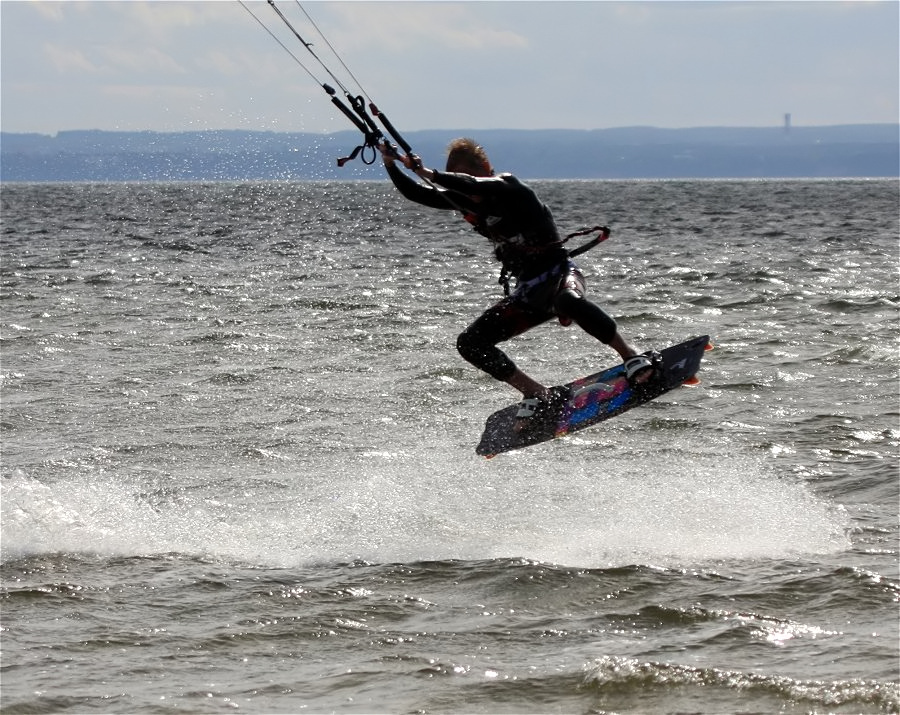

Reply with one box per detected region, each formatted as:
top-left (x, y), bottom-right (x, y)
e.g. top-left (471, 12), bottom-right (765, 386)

top-left (456, 299), bottom-right (550, 399)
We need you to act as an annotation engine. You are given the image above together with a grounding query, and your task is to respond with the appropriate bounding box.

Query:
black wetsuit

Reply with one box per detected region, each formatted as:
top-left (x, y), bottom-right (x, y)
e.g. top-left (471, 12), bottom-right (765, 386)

top-left (386, 163), bottom-right (619, 382)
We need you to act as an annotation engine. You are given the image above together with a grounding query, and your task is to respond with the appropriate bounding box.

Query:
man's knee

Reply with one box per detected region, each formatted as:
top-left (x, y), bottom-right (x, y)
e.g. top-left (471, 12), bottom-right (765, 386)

top-left (456, 330), bottom-right (474, 361)
top-left (456, 329), bottom-right (515, 381)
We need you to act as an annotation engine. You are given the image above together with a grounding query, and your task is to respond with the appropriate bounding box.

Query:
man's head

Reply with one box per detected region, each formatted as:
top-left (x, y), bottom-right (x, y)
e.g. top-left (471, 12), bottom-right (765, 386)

top-left (445, 138), bottom-right (493, 177)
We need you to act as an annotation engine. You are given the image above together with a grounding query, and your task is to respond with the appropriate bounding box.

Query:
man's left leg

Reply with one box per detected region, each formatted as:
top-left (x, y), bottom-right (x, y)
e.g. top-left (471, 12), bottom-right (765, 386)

top-left (554, 268), bottom-right (657, 382)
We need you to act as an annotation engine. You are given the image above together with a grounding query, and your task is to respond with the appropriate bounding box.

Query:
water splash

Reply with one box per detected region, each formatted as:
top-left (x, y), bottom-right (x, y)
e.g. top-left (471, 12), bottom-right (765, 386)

top-left (1, 443), bottom-right (850, 568)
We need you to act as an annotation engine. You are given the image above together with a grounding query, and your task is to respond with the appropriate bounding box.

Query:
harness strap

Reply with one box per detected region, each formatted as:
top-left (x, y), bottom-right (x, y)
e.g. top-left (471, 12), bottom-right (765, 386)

top-left (495, 226), bottom-right (611, 296)
top-left (564, 225), bottom-right (603, 241)
top-left (565, 225), bottom-right (611, 258)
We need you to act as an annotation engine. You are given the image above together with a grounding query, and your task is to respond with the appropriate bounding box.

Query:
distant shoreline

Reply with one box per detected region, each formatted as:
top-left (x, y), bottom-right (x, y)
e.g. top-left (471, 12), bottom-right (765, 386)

top-left (2, 124), bottom-right (896, 181)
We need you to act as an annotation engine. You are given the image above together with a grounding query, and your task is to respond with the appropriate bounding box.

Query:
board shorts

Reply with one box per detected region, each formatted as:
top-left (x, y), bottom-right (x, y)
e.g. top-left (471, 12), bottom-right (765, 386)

top-left (456, 260), bottom-right (618, 382)
top-left (511, 260), bottom-right (585, 321)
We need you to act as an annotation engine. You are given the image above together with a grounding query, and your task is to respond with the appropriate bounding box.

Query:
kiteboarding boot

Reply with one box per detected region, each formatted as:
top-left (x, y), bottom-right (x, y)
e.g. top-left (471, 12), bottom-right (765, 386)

top-left (513, 385), bottom-right (571, 433)
top-left (624, 351), bottom-right (664, 391)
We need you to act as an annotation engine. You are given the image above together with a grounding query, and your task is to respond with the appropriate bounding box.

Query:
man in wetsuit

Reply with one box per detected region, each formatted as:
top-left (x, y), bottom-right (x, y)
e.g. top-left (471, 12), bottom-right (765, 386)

top-left (380, 138), bottom-right (657, 424)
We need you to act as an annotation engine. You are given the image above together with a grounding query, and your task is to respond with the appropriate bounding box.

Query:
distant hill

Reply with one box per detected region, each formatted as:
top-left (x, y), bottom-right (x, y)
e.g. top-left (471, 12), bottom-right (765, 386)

top-left (1, 125), bottom-right (897, 181)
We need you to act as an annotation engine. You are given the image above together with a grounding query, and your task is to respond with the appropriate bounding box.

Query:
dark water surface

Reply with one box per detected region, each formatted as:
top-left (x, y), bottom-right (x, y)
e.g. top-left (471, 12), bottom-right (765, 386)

top-left (2, 179), bottom-right (897, 713)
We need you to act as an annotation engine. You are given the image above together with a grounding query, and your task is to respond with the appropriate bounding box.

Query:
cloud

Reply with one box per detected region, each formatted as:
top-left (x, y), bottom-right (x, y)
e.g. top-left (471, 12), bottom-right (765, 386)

top-left (311, 3), bottom-right (528, 55)
top-left (42, 43), bottom-right (103, 75)
top-left (40, 41), bottom-right (185, 80)
top-left (100, 83), bottom-right (204, 101)
top-left (101, 46), bottom-right (187, 77)
top-left (30, 2), bottom-right (70, 22)
top-left (198, 49), bottom-right (244, 77)
top-left (113, 1), bottom-right (231, 40)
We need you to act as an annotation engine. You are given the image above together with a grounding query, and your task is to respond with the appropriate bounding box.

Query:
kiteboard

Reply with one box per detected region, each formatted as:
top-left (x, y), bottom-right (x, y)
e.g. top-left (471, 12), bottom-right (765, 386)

top-left (476, 335), bottom-right (711, 457)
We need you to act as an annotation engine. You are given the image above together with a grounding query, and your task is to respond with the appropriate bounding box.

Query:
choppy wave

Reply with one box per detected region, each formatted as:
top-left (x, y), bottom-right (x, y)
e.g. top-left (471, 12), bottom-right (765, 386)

top-left (584, 656), bottom-right (899, 712)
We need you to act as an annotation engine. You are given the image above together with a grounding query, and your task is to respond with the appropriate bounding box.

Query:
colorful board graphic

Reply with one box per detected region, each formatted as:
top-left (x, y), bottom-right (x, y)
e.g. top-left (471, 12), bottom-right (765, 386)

top-left (476, 335), bottom-right (711, 457)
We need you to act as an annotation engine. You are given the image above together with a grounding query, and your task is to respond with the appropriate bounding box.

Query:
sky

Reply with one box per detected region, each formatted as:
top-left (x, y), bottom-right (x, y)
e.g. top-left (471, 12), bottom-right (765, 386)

top-left (1, 1), bottom-right (898, 136)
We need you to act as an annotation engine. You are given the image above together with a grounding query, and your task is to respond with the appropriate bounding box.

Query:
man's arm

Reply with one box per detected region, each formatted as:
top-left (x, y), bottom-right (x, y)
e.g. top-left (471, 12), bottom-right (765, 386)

top-left (385, 162), bottom-right (453, 209)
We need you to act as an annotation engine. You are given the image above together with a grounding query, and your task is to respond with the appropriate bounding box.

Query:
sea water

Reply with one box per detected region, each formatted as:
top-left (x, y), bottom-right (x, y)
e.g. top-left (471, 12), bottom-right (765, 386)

top-left (1, 179), bottom-right (897, 713)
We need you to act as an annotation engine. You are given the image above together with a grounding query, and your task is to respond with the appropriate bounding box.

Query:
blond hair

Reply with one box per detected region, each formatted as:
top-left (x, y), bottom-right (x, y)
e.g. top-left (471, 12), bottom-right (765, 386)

top-left (446, 138), bottom-right (492, 174)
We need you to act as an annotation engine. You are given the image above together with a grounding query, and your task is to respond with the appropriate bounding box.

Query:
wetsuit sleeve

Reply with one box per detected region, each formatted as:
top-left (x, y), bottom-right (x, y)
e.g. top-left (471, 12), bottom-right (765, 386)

top-left (385, 163), bottom-right (457, 211)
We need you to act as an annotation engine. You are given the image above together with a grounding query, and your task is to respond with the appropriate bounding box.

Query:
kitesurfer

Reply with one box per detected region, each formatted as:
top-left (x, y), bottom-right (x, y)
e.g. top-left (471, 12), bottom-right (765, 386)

top-left (379, 138), bottom-right (659, 424)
